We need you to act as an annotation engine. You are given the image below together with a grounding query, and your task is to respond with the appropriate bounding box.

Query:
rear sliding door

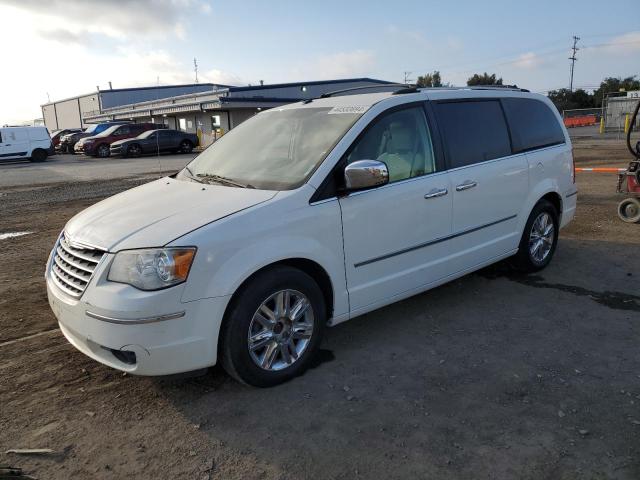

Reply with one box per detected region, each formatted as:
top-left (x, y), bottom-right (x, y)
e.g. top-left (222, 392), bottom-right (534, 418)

top-left (432, 99), bottom-right (528, 273)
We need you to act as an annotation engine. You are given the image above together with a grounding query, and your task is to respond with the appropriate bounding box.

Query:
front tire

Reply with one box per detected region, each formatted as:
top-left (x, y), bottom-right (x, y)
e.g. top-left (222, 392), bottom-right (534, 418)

top-left (511, 199), bottom-right (559, 273)
top-left (96, 143), bottom-right (110, 158)
top-left (220, 266), bottom-right (326, 387)
top-left (126, 144), bottom-right (142, 158)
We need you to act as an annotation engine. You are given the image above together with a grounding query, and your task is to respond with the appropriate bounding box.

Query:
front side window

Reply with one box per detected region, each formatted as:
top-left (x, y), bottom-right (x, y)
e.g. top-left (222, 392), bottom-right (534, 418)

top-left (502, 98), bottom-right (565, 153)
top-left (115, 126), bottom-right (131, 136)
top-left (434, 100), bottom-right (512, 168)
top-left (181, 106), bottom-right (363, 190)
top-left (346, 106), bottom-right (436, 182)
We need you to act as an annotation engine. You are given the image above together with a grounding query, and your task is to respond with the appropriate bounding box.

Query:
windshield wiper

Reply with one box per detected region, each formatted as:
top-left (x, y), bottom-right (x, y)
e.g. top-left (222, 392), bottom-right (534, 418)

top-left (181, 165), bottom-right (202, 183)
top-left (196, 174), bottom-right (255, 189)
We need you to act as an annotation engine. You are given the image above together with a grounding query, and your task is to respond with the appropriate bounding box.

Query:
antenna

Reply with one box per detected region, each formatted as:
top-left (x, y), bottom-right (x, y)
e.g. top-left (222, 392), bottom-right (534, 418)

top-left (194, 58), bottom-right (199, 84)
top-left (46, 92), bottom-right (51, 102)
top-left (569, 36), bottom-right (580, 92)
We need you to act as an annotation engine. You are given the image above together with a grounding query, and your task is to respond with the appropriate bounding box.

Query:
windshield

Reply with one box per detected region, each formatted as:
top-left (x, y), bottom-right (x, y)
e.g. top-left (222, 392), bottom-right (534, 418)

top-left (138, 129), bottom-right (158, 139)
top-left (94, 125), bottom-right (119, 137)
top-left (180, 106), bottom-right (362, 190)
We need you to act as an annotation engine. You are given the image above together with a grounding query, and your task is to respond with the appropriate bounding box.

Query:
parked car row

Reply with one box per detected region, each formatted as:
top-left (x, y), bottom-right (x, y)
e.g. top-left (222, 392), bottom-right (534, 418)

top-left (57, 121), bottom-right (199, 158)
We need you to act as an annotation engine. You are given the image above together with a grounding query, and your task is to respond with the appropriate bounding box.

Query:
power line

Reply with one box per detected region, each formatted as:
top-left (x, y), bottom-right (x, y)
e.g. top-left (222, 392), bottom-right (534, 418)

top-left (569, 36), bottom-right (580, 92)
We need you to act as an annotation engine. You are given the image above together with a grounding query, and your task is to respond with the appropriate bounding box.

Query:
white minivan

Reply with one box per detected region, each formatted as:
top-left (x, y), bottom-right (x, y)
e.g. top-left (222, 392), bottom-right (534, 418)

top-left (0, 126), bottom-right (52, 162)
top-left (46, 86), bottom-right (577, 386)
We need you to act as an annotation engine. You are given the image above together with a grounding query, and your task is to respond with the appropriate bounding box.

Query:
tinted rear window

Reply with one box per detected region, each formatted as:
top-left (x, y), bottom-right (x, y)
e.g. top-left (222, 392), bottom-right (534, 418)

top-left (434, 100), bottom-right (512, 168)
top-left (502, 98), bottom-right (565, 153)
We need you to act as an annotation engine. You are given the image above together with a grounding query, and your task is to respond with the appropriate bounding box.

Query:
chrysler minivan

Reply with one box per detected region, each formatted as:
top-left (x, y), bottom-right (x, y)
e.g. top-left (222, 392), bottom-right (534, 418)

top-left (46, 86), bottom-right (577, 387)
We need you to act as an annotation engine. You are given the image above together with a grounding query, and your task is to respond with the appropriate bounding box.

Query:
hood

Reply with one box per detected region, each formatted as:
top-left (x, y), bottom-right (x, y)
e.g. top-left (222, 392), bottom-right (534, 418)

top-left (65, 178), bottom-right (278, 251)
top-left (65, 132), bottom-right (90, 141)
top-left (79, 134), bottom-right (103, 143)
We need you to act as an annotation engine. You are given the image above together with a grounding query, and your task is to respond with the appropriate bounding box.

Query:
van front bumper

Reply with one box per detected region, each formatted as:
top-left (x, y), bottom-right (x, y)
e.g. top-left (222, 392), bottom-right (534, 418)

top-left (46, 278), bottom-right (231, 376)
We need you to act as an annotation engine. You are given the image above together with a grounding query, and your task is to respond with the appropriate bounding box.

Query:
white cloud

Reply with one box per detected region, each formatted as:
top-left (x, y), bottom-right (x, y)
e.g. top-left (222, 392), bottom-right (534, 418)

top-left (291, 50), bottom-right (376, 80)
top-left (513, 52), bottom-right (543, 69)
top-left (590, 31), bottom-right (640, 55)
top-left (0, 4), bottom-right (241, 124)
top-left (200, 1), bottom-right (212, 14)
top-left (200, 69), bottom-right (244, 86)
top-left (1, 0), bottom-right (202, 41)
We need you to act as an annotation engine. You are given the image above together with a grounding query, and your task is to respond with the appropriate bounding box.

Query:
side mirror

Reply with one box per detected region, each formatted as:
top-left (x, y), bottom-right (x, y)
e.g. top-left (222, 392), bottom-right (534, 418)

top-left (344, 160), bottom-right (389, 191)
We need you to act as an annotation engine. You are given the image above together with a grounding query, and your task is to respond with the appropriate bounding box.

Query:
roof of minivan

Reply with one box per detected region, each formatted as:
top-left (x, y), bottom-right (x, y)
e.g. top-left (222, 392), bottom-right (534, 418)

top-left (274, 87), bottom-right (548, 112)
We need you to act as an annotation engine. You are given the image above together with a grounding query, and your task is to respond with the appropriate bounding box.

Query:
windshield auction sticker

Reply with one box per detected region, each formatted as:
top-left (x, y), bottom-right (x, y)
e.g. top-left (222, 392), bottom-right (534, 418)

top-left (328, 105), bottom-right (369, 114)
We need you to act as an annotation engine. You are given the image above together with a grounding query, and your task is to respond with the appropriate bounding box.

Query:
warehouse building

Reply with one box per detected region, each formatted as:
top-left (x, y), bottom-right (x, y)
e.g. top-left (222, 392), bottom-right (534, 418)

top-left (41, 78), bottom-right (393, 145)
top-left (41, 83), bottom-right (228, 131)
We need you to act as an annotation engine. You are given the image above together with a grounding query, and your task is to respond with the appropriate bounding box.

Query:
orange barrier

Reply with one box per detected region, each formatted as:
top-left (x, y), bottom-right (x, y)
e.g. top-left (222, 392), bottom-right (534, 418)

top-left (564, 115), bottom-right (597, 128)
top-left (575, 167), bottom-right (626, 173)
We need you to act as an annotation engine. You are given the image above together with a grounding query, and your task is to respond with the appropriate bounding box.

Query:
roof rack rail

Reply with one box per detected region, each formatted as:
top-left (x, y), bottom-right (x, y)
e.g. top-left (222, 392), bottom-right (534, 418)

top-left (466, 84), bottom-right (530, 92)
top-left (319, 83), bottom-right (417, 98)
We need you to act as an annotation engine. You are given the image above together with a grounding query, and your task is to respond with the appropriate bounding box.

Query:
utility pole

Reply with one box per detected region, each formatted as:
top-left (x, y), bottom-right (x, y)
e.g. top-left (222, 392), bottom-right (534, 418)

top-left (403, 71), bottom-right (413, 84)
top-left (569, 36), bottom-right (580, 92)
top-left (194, 58), bottom-right (199, 84)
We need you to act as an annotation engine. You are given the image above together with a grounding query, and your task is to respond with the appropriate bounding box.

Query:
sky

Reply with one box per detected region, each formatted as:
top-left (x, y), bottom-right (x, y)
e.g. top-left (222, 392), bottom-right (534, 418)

top-left (0, 0), bottom-right (639, 124)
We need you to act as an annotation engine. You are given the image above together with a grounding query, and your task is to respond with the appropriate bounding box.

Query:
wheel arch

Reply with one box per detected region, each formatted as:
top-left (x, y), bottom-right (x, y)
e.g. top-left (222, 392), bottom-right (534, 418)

top-left (540, 191), bottom-right (562, 215)
top-left (222, 257), bottom-right (335, 323)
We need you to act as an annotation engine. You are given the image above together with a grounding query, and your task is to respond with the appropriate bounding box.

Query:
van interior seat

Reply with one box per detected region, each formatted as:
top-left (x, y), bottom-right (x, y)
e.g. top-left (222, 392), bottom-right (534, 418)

top-left (377, 122), bottom-right (415, 182)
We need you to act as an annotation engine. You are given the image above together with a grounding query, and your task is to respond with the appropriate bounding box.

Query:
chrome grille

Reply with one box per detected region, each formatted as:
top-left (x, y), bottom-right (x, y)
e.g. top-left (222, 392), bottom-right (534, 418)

top-left (50, 234), bottom-right (105, 298)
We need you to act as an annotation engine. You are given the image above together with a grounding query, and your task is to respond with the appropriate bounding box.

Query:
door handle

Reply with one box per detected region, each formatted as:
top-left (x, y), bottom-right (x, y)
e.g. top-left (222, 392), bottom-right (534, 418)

top-left (424, 188), bottom-right (448, 199)
top-left (455, 181), bottom-right (478, 191)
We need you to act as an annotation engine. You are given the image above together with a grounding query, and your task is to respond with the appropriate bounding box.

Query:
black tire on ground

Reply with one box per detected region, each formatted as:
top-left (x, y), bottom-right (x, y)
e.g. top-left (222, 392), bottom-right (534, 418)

top-left (96, 144), bottom-right (110, 158)
top-left (179, 140), bottom-right (193, 154)
top-left (220, 265), bottom-right (326, 387)
top-left (127, 144), bottom-right (142, 158)
top-left (29, 149), bottom-right (47, 162)
top-left (511, 199), bottom-right (559, 273)
top-left (617, 197), bottom-right (640, 223)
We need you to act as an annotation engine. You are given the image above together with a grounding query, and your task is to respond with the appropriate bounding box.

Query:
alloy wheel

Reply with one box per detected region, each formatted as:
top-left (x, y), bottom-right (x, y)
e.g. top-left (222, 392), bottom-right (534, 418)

top-left (248, 289), bottom-right (314, 371)
top-left (529, 212), bottom-right (554, 263)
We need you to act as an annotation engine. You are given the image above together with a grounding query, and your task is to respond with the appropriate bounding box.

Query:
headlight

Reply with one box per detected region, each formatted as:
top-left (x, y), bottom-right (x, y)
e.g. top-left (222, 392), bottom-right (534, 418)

top-left (108, 247), bottom-right (196, 290)
top-left (83, 139), bottom-right (94, 145)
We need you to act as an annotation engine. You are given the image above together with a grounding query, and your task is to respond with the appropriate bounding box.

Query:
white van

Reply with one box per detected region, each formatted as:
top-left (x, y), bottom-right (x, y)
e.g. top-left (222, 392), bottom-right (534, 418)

top-left (46, 86), bottom-right (577, 386)
top-left (0, 126), bottom-right (52, 162)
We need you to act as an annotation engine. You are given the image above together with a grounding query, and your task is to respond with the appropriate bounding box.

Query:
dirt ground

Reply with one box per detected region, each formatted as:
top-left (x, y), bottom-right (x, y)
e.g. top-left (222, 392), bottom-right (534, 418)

top-left (1, 137), bottom-right (639, 479)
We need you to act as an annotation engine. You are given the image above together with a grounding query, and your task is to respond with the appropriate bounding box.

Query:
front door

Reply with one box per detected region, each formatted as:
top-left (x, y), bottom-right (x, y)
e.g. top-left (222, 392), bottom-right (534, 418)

top-left (339, 104), bottom-right (453, 314)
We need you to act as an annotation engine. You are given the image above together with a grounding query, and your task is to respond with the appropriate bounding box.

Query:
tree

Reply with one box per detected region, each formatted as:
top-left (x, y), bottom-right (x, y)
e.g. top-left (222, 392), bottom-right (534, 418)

top-left (416, 71), bottom-right (442, 88)
top-left (593, 76), bottom-right (640, 107)
top-left (467, 72), bottom-right (503, 86)
top-left (547, 88), bottom-right (594, 112)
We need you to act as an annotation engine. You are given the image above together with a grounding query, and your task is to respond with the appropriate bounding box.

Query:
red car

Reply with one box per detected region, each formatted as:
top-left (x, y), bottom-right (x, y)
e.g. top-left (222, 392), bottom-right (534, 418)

top-left (50, 128), bottom-right (83, 148)
top-left (74, 123), bottom-right (165, 157)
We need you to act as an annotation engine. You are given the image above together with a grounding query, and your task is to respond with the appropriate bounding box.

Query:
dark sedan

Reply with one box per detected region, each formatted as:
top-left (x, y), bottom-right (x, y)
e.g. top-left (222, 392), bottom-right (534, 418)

top-left (110, 129), bottom-right (199, 157)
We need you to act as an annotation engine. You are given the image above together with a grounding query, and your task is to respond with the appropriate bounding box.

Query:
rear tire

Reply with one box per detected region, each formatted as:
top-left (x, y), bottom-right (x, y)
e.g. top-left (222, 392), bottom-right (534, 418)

top-left (29, 149), bottom-right (47, 162)
top-left (618, 198), bottom-right (640, 223)
top-left (179, 140), bottom-right (193, 154)
top-left (511, 199), bottom-right (559, 273)
top-left (220, 266), bottom-right (326, 387)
